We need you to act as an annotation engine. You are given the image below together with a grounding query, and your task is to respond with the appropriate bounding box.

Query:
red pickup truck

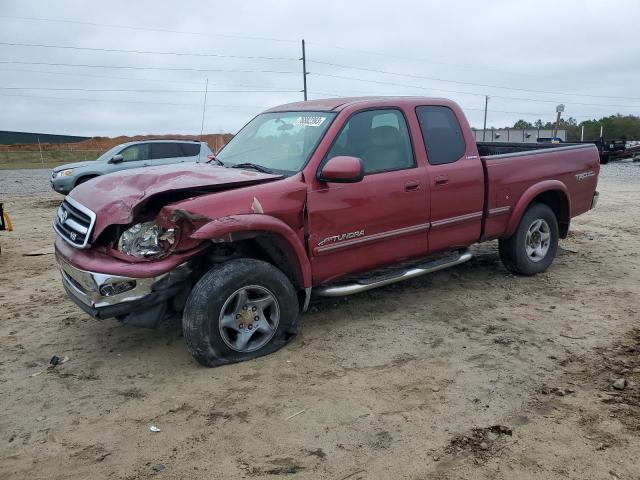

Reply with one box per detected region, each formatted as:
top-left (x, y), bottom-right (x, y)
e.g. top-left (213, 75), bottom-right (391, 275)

top-left (54, 97), bottom-right (600, 366)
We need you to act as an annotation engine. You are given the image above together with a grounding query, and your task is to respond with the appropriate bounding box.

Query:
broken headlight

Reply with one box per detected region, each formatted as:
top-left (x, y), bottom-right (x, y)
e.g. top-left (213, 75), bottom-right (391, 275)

top-left (117, 222), bottom-right (175, 258)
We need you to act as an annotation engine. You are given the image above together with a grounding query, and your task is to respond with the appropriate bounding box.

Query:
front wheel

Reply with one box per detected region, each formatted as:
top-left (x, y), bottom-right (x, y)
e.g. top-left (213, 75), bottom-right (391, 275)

top-left (499, 203), bottom-right (559, 276)
top-left (182, 259), bottom-right (300, 367)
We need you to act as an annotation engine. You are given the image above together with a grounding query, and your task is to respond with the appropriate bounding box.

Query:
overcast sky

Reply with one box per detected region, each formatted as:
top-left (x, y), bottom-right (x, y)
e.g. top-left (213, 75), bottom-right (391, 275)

top-left (0, 0), bottom-right (638, 137)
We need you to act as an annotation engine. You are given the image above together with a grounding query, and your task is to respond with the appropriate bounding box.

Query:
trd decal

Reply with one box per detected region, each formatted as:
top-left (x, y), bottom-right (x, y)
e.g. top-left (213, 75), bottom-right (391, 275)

top-left (575, 170), bottom-right (595, 181)
top-left (317, 230), bottom-right (365, 247)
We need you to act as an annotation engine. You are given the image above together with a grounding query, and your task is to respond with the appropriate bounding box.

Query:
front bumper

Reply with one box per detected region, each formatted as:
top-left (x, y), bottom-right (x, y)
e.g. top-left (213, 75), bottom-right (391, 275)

top-left (56, 252), bottom-right (193, 324)
top-left (50, 176), bottom-right (75, 194)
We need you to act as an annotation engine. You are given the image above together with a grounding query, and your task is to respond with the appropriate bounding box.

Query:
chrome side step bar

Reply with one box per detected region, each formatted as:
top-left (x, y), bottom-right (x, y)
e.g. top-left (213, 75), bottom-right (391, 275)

top-left (314, 249), bottom-right (472, 297)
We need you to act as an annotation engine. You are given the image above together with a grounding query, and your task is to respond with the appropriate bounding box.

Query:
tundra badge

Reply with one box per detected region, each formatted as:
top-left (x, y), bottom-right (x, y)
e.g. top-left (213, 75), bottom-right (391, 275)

top-left (318, 230), bottom-right (365, 247)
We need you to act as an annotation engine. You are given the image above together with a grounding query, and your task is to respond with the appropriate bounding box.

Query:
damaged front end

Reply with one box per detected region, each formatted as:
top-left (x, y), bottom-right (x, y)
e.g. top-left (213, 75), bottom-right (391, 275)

top-left (53, 163), bottom-right (297, 329)
top-left (54, 200), bottom-right (211, 328)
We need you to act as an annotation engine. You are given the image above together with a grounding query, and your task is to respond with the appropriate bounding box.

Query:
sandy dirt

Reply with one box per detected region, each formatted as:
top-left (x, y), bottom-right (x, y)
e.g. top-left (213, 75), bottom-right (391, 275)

top-left (1, 164), bottom-right (639, 479)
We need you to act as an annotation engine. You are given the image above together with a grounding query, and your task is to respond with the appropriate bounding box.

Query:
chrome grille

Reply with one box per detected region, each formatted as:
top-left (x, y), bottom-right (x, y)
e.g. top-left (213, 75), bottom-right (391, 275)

top-left (53, 197), bottom-right (96, 249)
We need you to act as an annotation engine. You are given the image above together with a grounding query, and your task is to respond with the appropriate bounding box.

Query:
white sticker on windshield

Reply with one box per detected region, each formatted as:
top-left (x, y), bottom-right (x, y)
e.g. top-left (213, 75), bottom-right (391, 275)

top-left (294, 116), bottom-right (326, 127)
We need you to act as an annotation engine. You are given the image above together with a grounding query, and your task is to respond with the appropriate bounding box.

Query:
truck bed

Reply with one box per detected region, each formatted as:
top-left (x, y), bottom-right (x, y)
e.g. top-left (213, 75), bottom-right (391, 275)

top-left (480, 143), bottom-right (600, 241)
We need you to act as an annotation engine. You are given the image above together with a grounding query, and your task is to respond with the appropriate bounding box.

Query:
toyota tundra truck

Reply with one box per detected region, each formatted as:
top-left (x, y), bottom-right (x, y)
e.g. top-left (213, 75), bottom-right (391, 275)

top-left (53, 97), bottom-right (600, 367)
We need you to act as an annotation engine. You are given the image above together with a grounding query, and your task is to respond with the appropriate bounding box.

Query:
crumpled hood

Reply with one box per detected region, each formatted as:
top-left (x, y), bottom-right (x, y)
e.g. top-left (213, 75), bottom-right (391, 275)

top-left (69, 163), bottom-right (281, 240)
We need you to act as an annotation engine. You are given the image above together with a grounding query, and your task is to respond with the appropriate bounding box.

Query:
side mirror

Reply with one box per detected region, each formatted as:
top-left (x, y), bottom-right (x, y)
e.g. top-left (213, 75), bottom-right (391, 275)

top-left (318, 156), bottom-right (364, 183)
top-left (110, 154), bottom-right (124, 164)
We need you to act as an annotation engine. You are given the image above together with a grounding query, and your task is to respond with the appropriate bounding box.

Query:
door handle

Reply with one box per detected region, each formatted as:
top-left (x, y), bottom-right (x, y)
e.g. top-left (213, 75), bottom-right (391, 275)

top-left (434, 175), bottom-right (449, 185)
top-left (404, 180), bottom-right (421, 192)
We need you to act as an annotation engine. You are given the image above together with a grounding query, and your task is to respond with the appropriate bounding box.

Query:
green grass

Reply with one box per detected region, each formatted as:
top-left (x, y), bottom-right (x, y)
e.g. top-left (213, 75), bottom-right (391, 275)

top-left (0, 150), bottom-right (101, 170)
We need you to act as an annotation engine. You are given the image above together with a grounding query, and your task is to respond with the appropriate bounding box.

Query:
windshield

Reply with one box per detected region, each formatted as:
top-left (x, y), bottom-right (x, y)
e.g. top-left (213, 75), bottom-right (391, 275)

top-left (217, 111), bottom-right (336, 173)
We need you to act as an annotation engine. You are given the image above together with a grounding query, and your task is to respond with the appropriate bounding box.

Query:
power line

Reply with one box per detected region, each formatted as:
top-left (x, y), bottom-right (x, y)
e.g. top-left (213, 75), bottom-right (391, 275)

top-left (0, 86), bottom-right (299, 94)
top-left (309, 59), bottom-right (640, 101)
top-left (0, 60), bottom-right (299, 75)
top-left (0, 15), bottom-right (602, 89)
top-left (3, 91), bottom-right (600, 120)
top-left (0, 41), bottom-right (297, 61)
top-left (306, 41), bottom-right (560, 79)
top-left (309, 72), bottom-right (640, 110)
top-left (307, 91), bottom-right (597, 119)
top-left (0, 66), bottom-right (202, 85)
top-left (0, 14), bottom-right (590, 85)
top-left (311, 72), bottom-right (486, 97)
top-left (465, 107), bottom-right (595, 119)
top-left (0, 92), bottom-right (266, 109)
top-left (487, 93), bottom-right (639, 110)
top-left (0, 67), bottom-right (300, 91)
top-left (0, 15), bottom-right (298, 44)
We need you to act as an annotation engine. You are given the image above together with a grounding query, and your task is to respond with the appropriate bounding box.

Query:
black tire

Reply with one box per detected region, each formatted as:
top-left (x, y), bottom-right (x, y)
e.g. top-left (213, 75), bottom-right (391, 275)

top-left (498, 203), bottom-right (559, 276)
top-left (182, 259), bottom-right (300, 367)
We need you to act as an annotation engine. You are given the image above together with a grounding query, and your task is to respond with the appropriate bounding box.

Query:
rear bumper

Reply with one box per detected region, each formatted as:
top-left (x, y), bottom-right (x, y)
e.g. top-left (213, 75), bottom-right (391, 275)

top-left (591, 191), bottom-right (599, 209)
top-left (56, 252), bottom-right (193, 323)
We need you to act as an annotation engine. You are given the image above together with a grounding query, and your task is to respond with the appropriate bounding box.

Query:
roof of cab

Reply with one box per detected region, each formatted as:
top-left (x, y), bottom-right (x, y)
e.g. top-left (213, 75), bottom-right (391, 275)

top-left (263, 96), bottom-right (450, 113)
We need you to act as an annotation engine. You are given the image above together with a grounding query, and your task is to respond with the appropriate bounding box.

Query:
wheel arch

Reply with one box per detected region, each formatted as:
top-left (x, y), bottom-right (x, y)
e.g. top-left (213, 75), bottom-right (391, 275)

top-left (505, 181), bottom-right (571, 239)
top-left (74, 173), bottom-right (100, 188)
top-left (191, 214), bottom-right (312, 289)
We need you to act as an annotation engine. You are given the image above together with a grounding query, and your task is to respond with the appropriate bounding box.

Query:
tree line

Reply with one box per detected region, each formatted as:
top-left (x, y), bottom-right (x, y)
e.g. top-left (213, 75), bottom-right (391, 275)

top-left (510, 114), bottom-right (640, 141)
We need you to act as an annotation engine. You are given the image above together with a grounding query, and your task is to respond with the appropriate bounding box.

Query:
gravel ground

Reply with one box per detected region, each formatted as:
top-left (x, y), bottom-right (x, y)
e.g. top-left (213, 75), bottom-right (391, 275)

top-left (1, 162), bottom-right (639, 479)
top-left (599, 157), bottom-right (640, 180)
top-left (0, 169), bottom-right (54, 197)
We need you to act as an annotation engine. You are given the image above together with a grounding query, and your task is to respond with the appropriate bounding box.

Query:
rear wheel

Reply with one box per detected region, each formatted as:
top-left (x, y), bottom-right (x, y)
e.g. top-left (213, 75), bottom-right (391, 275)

top-left (182, 259), bottom-right (300, 367)
top-left (499, 203), bottom-right (559, 276)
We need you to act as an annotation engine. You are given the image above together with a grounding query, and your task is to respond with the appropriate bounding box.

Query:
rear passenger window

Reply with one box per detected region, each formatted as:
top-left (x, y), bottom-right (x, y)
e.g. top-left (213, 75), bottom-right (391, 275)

top-left (150, 143), bottom-right (180, 160)
top-left (416, 106), bottom-right (466, 165)
top-left (179, 143), bottom-right (200, 157)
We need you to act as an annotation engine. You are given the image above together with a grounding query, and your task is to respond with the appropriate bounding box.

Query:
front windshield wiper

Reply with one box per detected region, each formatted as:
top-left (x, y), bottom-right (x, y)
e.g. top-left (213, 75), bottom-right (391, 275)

top-left (230, 162), bottom-right (273, 174)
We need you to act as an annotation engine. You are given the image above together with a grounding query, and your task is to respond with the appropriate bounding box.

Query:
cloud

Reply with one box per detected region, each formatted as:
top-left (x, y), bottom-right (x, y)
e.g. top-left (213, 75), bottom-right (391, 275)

top-left (0, 0), bottom-right (638, 136)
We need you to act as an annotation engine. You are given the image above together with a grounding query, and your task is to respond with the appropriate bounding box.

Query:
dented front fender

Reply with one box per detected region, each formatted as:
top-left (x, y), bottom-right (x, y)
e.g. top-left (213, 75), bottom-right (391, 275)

top-left (191, 214), bottom-right (312, 288)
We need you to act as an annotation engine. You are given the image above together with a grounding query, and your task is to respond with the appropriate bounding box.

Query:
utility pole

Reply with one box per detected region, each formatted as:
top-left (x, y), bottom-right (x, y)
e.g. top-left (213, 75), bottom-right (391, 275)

top-left (301, 39), bottom-right (308, 101)
top-left (200, 78), bottom-right (208, 140)
top-left (482, 95), bottom-right (489, 141)
top-left (580, 125), bottom-right (584, 141)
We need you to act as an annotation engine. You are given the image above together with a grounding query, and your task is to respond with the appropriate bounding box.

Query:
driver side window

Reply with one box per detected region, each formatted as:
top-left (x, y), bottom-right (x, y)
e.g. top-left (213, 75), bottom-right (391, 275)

top-left (120, 144), bottom-right (150, 162)
top-left (325, 109), bottom-right (414, 174)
